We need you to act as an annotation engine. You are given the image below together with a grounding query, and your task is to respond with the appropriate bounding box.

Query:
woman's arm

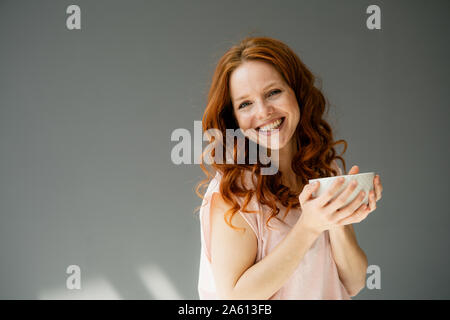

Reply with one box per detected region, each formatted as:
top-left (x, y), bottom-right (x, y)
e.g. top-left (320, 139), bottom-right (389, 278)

top-left (210, 193), bottom-right (320, 300)
top-left (328, 167), bottom-right (382, 297)
top-left (328, 225), bottom-right (368, 296)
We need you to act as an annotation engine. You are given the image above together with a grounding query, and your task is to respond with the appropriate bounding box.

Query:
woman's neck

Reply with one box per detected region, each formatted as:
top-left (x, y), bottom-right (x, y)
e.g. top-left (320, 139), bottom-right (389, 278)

top-left (275, 138), bottom-right (302, 192)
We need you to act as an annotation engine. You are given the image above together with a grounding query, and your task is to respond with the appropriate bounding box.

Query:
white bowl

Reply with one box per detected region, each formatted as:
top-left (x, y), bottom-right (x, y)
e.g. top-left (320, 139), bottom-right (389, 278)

top-left (308, 172), bottom-right (375, 209)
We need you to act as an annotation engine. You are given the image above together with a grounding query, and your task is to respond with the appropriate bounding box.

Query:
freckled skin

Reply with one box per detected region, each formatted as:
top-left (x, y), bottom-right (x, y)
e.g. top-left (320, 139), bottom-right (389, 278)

top-left (229, 60), bottom-right (300, 151)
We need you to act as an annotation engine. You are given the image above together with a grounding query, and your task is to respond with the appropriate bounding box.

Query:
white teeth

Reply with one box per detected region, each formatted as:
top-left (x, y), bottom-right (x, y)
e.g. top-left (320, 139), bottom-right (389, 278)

top-left (259, 118), bottom-right (283, 131)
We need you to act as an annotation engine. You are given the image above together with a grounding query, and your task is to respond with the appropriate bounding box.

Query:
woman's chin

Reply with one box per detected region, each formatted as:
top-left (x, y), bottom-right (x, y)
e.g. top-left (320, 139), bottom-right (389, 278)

top-left (262, 144), bottom-right (286, 151)
top-left (244, 132), bottom-right (289, 151)
top-left (255, 139), bottom-right (288, 151)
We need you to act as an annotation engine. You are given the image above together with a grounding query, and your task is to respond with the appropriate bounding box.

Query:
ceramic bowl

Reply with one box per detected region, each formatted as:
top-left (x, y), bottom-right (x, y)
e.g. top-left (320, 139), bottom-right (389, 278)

top-left (308, 172), bottom-right (375, 208)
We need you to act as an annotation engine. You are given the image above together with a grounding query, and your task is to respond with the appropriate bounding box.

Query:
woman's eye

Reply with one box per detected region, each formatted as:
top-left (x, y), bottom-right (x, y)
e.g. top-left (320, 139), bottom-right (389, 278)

top-left (239, 101), bottom-right (251, 109)
top-left (238, 90), bottom-right (280, 109)
top-left (268, 89), bottom-right (281, 97)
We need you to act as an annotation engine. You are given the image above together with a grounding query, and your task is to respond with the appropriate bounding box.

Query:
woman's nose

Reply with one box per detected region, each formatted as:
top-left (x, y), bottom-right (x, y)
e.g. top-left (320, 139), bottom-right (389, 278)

top-left (255, 100), bottom-right (274, 119)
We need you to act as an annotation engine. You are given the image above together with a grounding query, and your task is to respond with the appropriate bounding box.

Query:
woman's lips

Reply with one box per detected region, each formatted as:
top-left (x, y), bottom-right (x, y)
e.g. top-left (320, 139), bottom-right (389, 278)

top-left (256, 117), bottom-right (284, 130)
top-left (256, 117), bottom-right (286, 136)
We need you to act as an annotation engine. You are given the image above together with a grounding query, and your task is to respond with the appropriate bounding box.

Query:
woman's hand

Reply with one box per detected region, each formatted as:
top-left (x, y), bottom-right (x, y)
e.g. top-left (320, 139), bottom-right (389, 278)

top-left (333, 165), bottom-right (383, 225)
top-left (297, 165), bottom-right (383, 234)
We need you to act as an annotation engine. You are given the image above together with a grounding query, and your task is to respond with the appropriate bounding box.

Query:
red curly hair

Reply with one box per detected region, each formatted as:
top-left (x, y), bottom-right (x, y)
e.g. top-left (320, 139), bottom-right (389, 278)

top-left (196, 36), bottom-right (348, 230)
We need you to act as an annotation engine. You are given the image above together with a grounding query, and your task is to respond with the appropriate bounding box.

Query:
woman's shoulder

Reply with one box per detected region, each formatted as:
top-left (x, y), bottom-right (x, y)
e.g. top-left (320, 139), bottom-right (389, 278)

top-left (203, 169), bottom-right (260, 213)
top-left (207, 169), bottom-right (258, 192)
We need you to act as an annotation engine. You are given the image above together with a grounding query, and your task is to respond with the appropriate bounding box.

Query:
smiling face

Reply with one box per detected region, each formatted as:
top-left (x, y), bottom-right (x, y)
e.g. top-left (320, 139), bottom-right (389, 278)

top-left (229, 60), bottom-right (300, 151)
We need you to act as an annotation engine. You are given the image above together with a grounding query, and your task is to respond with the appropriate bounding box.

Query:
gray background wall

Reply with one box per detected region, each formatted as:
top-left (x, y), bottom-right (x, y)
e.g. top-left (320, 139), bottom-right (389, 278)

top-left (0, 0), bottom-right (449, 299)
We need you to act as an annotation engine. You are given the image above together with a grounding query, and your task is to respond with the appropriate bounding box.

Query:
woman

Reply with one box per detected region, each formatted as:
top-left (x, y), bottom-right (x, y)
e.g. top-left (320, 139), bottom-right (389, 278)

top-left (196, 36), bottom-right (383, 300)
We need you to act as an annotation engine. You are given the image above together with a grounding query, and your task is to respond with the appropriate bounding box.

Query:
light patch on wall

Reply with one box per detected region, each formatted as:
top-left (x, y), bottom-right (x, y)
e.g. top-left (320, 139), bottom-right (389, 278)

top-left (137, 264), bottom-right (183, 299)
top-left (38, 277), bottom-right (121, 299)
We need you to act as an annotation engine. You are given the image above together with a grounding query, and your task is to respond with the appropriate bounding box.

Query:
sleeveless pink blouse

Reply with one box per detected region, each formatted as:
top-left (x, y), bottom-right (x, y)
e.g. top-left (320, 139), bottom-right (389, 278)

top-left (197, 161), bottom-right (351, 300)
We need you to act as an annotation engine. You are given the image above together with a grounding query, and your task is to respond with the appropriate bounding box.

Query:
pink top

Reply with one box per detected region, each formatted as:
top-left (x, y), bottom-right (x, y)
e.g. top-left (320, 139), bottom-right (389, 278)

top-left (197, 161), bottom-right (351, 300)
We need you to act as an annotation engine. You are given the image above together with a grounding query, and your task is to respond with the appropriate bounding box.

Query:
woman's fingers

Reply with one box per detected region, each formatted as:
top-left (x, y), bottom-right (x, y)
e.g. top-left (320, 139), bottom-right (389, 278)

top-left (347, 165), bottom-right (359, 175)
top-left (368, 190), bottom-right (377, 211)
top-left (317, 177), bottom-right (346, 207)
top-left (336, 202), bottom-right (371, 226)
top-left (332, 189), bottom-right (367, 222)
top-left (374, 175), bottom-right (383, 201)
top-left (326, 179), bottom-right (358, 213)
top-left (299, 181), bottom-right (320, 205)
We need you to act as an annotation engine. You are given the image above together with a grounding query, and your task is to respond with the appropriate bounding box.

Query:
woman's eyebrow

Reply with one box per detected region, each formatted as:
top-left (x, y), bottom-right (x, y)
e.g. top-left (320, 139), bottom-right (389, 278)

top-left (234, 81), bottom-right (280, 102)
